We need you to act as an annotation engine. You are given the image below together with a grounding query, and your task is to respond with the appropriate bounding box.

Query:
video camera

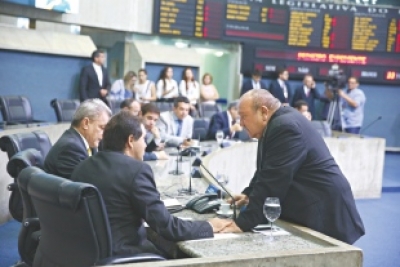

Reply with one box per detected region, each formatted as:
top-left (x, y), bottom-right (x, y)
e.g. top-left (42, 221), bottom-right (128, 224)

top-left (326, 64), bottom-right (346, 92)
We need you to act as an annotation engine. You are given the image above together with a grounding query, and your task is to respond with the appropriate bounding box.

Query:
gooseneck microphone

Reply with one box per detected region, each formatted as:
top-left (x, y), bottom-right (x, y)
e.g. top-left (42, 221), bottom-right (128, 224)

top-left (193, 158), bottom-right (237, 220)
top-left (360, 116), bottom-right (382, 137)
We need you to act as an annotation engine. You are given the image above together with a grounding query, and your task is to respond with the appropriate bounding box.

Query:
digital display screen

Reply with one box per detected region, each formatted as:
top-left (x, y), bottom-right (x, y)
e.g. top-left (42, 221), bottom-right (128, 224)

top-left (153, 0), bottom-right (400, 84)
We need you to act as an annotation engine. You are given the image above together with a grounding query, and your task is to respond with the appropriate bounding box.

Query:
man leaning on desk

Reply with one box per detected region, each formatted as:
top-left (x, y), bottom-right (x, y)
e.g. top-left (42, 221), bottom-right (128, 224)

top-left (221, 89), bottom-right (365, 245)
top-left (71, 111), bottom-right (229, 256)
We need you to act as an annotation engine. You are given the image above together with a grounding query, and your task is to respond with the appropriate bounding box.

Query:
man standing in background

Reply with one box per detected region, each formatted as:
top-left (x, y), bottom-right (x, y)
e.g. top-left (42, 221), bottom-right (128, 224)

top-left (268, 68), bottom-right (291, 106)
top-left (240, 70), bottom-right (267, 96)
top-left (291, 74), bottom-right (322, 118)
top-left (79, 49), bottom-right (111, 104)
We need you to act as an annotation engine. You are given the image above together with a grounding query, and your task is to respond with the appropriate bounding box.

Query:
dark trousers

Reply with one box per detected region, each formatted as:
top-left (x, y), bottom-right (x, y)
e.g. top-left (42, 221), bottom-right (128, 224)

top-left (345, 127), bottom-right (361, 134)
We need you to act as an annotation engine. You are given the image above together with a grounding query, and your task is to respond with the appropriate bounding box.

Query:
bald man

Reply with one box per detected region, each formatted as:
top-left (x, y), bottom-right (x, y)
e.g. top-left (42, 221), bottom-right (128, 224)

top-left (222, 89), bottom-right (364, 245)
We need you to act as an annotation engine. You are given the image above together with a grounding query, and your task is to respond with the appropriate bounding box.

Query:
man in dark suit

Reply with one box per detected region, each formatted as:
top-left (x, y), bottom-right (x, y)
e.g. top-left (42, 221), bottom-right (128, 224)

top-left (240, 70), bottom-right (267, 96)
top-left (79, 49), bottom-right (111, 104)
top-left (221, 89), bottom-right (365, 244)
top-left (207, 101), bottom-right (242, 140)
top-left (268, 67), bottom-right (292, 105)
top-left (291, 74), bottom-right (322, 118)
top-left (71, 112), bottom-right (230, 256)
top-left (44, 99), bottom-right (111, 179)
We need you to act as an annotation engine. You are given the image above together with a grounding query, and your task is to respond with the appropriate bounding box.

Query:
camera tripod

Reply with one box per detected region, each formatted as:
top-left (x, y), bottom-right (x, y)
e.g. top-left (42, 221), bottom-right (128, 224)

top-left (326, 90), bottom-right (345, 132)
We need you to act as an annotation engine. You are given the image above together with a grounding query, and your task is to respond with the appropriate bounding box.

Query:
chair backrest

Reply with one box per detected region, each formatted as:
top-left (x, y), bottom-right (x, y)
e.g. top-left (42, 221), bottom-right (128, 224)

top-left (108, 99), bottom-right (123, 115)
top-left (310, 120), bottom-right (332, 137)
top-left (155, 101), bottom-right (173, 113)
top-left (199, 103), bottom-right (221, 118)
top-left (0, 130), bottom-right (52, 162)
top-left (193, 118), bottom-right (210, 141)
top-left (50, 98), bottom-right (80, 122)
top-left (0, 95), bottom-right (34, 124)
top-left (18, 167), bottom-right (113, 267)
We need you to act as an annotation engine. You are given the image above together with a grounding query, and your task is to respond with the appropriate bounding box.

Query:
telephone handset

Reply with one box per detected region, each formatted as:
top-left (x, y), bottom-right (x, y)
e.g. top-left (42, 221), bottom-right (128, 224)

top-left (185, 193), bottom-right (220, 214)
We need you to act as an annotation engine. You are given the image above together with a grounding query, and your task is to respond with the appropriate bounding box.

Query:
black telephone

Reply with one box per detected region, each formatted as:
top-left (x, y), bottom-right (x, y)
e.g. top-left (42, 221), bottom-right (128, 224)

top-left (185, 193), bottom-right (220, 214)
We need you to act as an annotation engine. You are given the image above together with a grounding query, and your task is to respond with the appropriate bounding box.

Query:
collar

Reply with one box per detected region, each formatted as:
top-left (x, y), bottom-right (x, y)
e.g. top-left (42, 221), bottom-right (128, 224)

top-left (73, 127), bottom-right (90, 150)
top-left (226, 110), bottom-right (233, 122)
top-left (92, 62), bottom-right (102, 71)
top-left (172, 112), bottom-right (183, 122)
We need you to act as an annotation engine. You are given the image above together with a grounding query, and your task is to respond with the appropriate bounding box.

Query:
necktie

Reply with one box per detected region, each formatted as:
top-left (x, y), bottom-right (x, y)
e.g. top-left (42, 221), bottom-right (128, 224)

top-left (231, 120), bottom-right (236, 125)
top-left (87, 148), bottom-right (92, 157)
top-left (176, 120), bottom-right (183, 136)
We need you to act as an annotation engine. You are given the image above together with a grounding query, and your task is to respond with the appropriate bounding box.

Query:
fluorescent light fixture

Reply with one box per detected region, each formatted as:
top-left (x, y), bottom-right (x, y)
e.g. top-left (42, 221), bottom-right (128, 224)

top-left (175, 41), bottom-right (188, 48)
top-left (214, 51), bottom-right (224, 57)
top-left (195, 48), bottom-right (212, 54)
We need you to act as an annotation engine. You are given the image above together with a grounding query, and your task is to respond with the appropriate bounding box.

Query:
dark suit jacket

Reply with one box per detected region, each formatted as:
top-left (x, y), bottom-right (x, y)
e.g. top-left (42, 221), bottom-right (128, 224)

top-left (44, 128), bottom-right (89, 179)
top-left (240, 79), bottom-right (268, 96)
top-left (144, 139), bottom-right (158, 161)
top-left (291, 86), bottom-right (322, 118)
top-left (79, 64), bottom-right (111, 102)
top-left (235, 107), bottom-right (365, 244)
top-left (71, 151), bottom-right (213, 255)
top-left (268, 80), bottom-right (292, 104)
top-left (207, 111), bottom-right (239, 140)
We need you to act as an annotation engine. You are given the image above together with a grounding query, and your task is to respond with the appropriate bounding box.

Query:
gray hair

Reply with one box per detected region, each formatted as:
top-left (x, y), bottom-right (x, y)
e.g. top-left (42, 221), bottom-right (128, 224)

top-left (240, 89), bottom-right (281, 111)
top-left (227, 100), bottom-right (239, 110)
top-left (71, 99), bottom-right (112, 127)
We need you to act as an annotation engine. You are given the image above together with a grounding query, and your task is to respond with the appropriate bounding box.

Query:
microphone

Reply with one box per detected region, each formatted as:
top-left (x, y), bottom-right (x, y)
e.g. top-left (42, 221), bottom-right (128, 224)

top-left (360, 116), bottom-right (382, 137)
top-left (192, 158), bottom-right (237, 220)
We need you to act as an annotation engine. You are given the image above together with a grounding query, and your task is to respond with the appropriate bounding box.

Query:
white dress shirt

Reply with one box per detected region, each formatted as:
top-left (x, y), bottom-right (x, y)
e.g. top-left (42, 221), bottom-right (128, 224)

top-left (303, 85), bottom-right (311, 97)
top-left (252, 80), bottom-right (260, 89)
top-left (92, 63), bottom-right (103, 87)
top-left (278, 79), bottom-right (288, 99)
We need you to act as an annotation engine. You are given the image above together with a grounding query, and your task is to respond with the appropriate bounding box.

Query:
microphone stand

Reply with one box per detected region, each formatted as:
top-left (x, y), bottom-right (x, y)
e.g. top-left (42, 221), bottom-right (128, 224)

top-left (359, 116), bottom-right (382, 138)
top-left (169, 147), bottom-right (184, 175)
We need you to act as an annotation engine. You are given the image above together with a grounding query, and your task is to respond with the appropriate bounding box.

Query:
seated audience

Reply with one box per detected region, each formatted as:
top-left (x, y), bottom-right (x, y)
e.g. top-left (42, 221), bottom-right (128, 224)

top-left (120, 98), bottom-right (141, 116)
top-left (141, 103), bottom-right (169, 161)
top-left (179, 67), bottom-right (200, 105)
top-left (109, 71), bottom-right (137, 100)
top-left (134, 68), bottom-right (157, 103)
top-left (268, 67), bottom-right (292, 106)
top-left (200, 73), bottom-right (219, 104)
top-left (157, 96), bottom-right (193, 147)
top-left (44, 99), bottom-right (111, 179)
top-left (240, 70), bottom-right (267, 96)
top-left (293, 100), bottom-right (312, 121)
top-left (71, 112), bottom-right (228, 255)
top-left (207, 101), bottom-right (242, 140)
top-left (156, 66), bottom-right (179, 99)
top-left (291, 74), bottom-right (322, 118)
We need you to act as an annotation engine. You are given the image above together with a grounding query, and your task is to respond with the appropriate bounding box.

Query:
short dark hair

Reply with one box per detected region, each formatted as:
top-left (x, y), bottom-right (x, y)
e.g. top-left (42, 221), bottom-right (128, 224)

top-left (228, 100), bottom-right (239, 110)
top-left (138, 68), bottom-right (147, 75)
top-left (91, 49), bottom-right (104, 62)
top-left (102, 111), bottom-right (143, 152)
top-left (277, 67), bottom-right (287, 76)
top-left (252, 70), bottom-right (262, 77)
top-left (293, 100), bottom-right (308, 110)
top-left (141, 103), bottom-right (160, 116)
top-left (173, 96), bottom-right (190, 108)
top-left (120, 98), bottom-right (137, 109)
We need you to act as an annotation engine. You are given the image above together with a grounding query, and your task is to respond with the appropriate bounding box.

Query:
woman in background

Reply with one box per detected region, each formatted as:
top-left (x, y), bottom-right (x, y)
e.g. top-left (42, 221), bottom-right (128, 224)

top-left (134, 69), bottom-right (156, 103)
top-left (156, 66), bottom-right (179, 99)
top-left (179, 67), bottom-right (200, 116)
top-left (109, 71), bottom-right (137, 100)
top-left (200, 73), bottom-right (219, 105)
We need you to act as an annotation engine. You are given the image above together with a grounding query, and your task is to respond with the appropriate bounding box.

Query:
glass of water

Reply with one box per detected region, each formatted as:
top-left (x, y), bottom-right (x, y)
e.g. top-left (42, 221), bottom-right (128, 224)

top-left (263, 197), bottom-right (281, 241)
top-left (217, 173), bottom-right (229, 201)
top-left (215, 130), bottom-right (224, 145)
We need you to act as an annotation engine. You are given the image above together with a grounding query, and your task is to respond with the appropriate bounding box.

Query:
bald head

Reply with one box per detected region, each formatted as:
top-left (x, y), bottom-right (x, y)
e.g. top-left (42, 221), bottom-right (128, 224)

top-left (239, 89), bottom-right (281, 111)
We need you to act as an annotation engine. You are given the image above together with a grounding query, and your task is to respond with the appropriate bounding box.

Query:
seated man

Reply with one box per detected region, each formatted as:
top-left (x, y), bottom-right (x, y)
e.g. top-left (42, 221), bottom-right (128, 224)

top-left (44, 99), bottom-right (111, 179)
top-left (120, 98), bottom-right (141, 116)
top-left (207, 101), bottom-right (242, 140)
top-left (141, 103), bottom-right (168, 161)
top-left (157, 96), bottom-right (193, 147)
top-left (71, 111), bottom-right (228, 255)
top-left (293, 100), bottom-right (312, 121)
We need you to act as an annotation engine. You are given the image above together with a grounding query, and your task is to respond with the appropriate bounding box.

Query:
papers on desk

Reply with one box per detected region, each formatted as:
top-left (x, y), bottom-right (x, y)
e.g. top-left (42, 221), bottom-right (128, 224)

top-left (162, 198), bottom-right (184, 210)
top-left (185, 233), bottom-right (241, 242)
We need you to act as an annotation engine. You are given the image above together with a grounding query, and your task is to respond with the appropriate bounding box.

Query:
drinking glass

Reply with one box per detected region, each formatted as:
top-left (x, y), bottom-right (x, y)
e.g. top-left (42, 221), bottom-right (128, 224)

top-left (217, 173), bottom-right (229, 201)
top-left (263, 197), bottom-right (281, 241)
top-left (215, 130), bottom-right (224, 145)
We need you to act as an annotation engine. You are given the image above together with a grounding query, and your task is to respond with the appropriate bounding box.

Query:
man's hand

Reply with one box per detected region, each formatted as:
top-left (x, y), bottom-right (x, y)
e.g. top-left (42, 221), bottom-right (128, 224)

top-left (182, 139), bottom-right (193, 147)
top-left (230, 123), bottom-right (242, 133)
top-left (100, 89), bottom-right (108, 97)
top-left (154, 151), bottom-right (169, 160)
top-left (337, 89), bottom-right (345, 98)
top-left (208, 218), bottom-right (233, 233)
top-left (155, 142), bottom-right (165, 151)
top-left (220, 221), bottom-right (243, 233)
top-left (227, 194), bottom-right (249, 207)
top-left (150, 126), bottom-right (161, 139)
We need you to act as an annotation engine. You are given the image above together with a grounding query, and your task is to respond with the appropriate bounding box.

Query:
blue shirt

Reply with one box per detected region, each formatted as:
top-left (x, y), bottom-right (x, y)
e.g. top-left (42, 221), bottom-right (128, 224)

top-left (341, 88), bottom-right (366, 128)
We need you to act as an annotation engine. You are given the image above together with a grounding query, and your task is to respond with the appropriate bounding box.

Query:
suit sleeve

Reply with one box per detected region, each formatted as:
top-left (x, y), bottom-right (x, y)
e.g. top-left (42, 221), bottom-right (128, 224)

top-left (54, 142), bottom-right (87, 179)
top-left (291, 88), bottom-right (301, 106)
top-left (209, 114), bottom-right (230, 139)
top-left (157, 116), bottom-right (184, 147)
top-left (103, 68), bottom-right (111, 90)
top-left (235, 121), bottom-right (307, 231)
top-left (131, 164), bottom-right (213, 241)
top-left (143, 152), bottom-right (157, 161)
top-left (79, 67), bottom-right (89, 102)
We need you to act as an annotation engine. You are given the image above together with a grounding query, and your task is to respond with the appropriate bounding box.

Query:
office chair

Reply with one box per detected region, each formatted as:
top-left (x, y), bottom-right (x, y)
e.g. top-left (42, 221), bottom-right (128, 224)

top-left (198, 103), bottom-right (221, 118)
top-left (50, 98), bottom-right (80, 122)
top-left (193, 118), bottom-right (210, 141)
top-left (18, 167), bottom-right (165, 267)
top-left (155, 101), bottom-right (173, 113)
top-left (0, 95), bottom-right (47, 127)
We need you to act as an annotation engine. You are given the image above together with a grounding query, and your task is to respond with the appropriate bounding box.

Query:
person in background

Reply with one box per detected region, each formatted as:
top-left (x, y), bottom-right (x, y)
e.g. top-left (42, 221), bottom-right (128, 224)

top-left (157, 96), bottom-right (193, 147)
top-left (44, 99), bottom-right (111, 179)
top-left (141, 103), bottom-right (169, 161)
top-left (268, 67), bottom-right (291, 106)
top-left (220, 89), bottom-right (364, 245)
top-left (134, 69), bottom-right (157, 103)
top-left (207, 101), bottom-right (243, 140)
top-left (156, 66), bottom-right (179, 99)
top-left (293, 100), bottom-right (312, 121)
top-left (200, 73), bottom-right (220, 105)
top-left (79, 50), bottom-right (111, 104)
top-left (291, 74), bottom-right (322, 119)
top-left (109, 71), bottom-right (137, 100)
top-left (120, 99), bottom-right (141, 116)
top-left (179, 67), bottom-right (200, 116)
top-left (71, 112), bottom-right (229, 256)
top-left (240, 70), bottom-right (267, 96)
